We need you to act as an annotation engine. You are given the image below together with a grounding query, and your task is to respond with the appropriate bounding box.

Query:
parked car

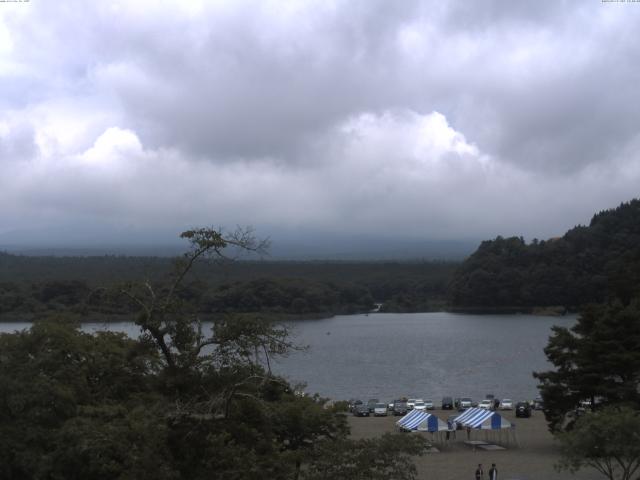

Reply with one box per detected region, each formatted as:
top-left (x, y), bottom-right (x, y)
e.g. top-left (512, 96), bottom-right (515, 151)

top-left (459, 397), bottom-right (473, 410)
top-left (407, 398), bottom-right (417, 410)
top-left (478, 399), bottom-right (493, 410)
top-left (413, 400), bottom-right (426, 411)
top-left (442, 396), bottom-right (454, 410)
top-left (424, 399), bottom-right (434, 410)
top-left (349, 399), bottom-right (363, 412)
top-left (374, 403), bottom-right (388, 416)
top-left (486, 394), bottom-right (498, 410)
top-left (515, 401), bottom-right (531, 418)
top-left (499, 399), bottom-right (513, 410)
top-left (367, 399), bottom-right (379, 413)
top-left (354, 404), bottom-right (370, 417)
top-left (392, 401), bottom-right (408, 416)
top-left (533, 397), bottom-right (544, 410)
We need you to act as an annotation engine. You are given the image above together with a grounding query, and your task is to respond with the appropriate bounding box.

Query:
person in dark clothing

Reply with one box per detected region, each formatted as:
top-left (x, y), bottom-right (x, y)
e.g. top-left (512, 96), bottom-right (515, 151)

top-left (488, 463), bottom-right (498, 480)
top-left (475, 463), bottom-right (484, 480)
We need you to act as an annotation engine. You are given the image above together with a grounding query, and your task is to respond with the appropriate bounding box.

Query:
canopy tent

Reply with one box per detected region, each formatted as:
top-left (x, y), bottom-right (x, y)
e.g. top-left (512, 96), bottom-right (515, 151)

top-left (453, 407), bottom-right (519, 447)
top-left (453, 408), bottom-right (512, 430)
top-left (396, 409), bottom-right (448, 432)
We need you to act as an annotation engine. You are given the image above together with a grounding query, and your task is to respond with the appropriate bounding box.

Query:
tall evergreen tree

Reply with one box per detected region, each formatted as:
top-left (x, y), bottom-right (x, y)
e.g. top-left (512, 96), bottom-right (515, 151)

top-left (534, 300), bottom-right (640, 432)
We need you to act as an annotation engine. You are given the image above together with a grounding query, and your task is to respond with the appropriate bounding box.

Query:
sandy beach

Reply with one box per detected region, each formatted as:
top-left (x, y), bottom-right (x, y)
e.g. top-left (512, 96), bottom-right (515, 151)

top-left (348, 409), bottom-right (601, 480)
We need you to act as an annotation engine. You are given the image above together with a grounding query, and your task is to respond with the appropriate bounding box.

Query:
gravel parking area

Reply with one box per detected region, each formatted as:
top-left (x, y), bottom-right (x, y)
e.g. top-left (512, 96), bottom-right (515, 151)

top-left (348, 409), bottom-right (601, 480)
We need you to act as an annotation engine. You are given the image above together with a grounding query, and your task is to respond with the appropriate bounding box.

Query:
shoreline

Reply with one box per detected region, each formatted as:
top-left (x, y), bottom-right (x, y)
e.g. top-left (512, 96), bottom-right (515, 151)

top-left (0, 306), bottom-right (577, 323)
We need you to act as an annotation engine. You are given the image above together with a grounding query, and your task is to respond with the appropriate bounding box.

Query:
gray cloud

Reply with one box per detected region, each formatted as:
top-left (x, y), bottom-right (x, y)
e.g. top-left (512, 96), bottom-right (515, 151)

top-left (1, 0), bottom-right (639, 248)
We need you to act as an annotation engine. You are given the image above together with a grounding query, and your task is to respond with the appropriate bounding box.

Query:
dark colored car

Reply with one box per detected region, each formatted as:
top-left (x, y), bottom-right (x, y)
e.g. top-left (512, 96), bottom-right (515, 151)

top-left (442, 396), bottom-right (454, 410)
top-left (515, 401), bottom-right (531, 418)
top-left (367, 399), bottom-right (379, 413)
top-left (392, 401), bottom-right (408, 416)
top-left (354, 404), bottom-right (370, 417)
top-left (349, 399), bottom-right (363, 412)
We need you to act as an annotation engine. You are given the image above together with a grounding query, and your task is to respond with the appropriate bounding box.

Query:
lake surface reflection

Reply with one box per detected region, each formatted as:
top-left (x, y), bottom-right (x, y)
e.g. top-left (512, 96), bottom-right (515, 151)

top-left (0, 312), bottom-right (573, 403)
top-left (276, 312), bottom-right (574, 402)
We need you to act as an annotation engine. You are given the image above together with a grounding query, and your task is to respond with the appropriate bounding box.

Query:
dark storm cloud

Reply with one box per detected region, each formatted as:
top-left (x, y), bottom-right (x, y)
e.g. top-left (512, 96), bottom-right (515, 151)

top-left (91, 0), bottom-right (640, 172)
top-left (84, 1), bottom-right (421, 160)
top-left (1, 0), bottom-right (639, 244)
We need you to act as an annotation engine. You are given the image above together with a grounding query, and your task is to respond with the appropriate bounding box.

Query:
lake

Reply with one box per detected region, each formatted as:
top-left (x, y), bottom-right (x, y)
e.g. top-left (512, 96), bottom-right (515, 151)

top-left (0, 312), bottom-right (573, 403)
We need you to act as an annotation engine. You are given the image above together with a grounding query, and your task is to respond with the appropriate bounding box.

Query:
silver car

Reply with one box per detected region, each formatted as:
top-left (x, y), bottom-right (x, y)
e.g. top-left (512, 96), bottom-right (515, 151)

top-left (374, 403), bottom-right (388, 416)
top-left (499, 398), bottom-right (514, 410)
top-left (413, 400), bottom-right (426, 411)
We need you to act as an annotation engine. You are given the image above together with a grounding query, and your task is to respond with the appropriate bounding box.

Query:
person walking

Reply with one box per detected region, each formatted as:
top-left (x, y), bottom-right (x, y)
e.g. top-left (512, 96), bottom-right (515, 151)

top-left (475, 463), bottom-right (484, 480)
top-left (488, 463), bottom-right (498, 480)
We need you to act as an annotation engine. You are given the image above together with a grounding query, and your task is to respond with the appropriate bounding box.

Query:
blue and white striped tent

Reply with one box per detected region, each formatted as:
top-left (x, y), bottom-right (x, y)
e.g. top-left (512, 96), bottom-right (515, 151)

top-left (396, 409), bottom-right (448, 432)
top-left (453, 407), bottom-right (512, 430)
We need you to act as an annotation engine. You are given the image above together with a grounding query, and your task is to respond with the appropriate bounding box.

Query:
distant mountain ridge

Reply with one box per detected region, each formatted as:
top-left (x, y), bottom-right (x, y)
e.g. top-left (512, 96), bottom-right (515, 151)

top-left (449, 199), bottom-right (640, 310)
top-left (0, 237), bottom-right (477, 261)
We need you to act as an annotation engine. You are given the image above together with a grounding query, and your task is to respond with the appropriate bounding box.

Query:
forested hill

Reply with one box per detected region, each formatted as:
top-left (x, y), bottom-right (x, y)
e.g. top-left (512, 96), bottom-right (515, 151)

top-left (449, 199), bottom-right (640, 311)
top-left (0, 255), bottom-right (457, 319)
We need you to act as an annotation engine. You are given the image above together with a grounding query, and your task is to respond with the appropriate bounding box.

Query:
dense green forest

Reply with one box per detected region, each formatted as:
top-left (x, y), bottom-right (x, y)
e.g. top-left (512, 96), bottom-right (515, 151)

top-left (0, 254), bottom-right (456, 319)
top-left (0, 229), bottom-right (426, 479)
top-left (449, 199), bottom-right (640, 311)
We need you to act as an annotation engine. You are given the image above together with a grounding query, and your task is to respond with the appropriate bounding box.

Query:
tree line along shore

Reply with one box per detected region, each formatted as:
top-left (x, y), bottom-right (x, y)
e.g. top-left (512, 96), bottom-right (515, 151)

top-left (2, 199), bottom-right (640, 320)
top-left (0, 256), bottom-right (455, 320)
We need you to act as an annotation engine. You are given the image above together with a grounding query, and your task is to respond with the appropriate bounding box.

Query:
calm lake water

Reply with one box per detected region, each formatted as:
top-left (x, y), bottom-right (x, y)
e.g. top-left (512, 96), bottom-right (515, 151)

top-left (0, 312), bottom-right (573, 403)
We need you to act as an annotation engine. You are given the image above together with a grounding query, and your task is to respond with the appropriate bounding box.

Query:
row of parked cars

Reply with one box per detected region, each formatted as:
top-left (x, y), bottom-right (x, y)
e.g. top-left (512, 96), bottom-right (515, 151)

top-left (349, 399), bottom-right (413, 417)
top-left (349, 395), bottom-right (544, 418)
top-left (443, 395), bottom-right (544, 414)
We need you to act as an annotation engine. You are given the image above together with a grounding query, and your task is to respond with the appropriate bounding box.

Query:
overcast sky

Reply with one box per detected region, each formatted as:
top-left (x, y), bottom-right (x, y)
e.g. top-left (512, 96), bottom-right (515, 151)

top-left (1, 0), bottom-right (639, 251)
